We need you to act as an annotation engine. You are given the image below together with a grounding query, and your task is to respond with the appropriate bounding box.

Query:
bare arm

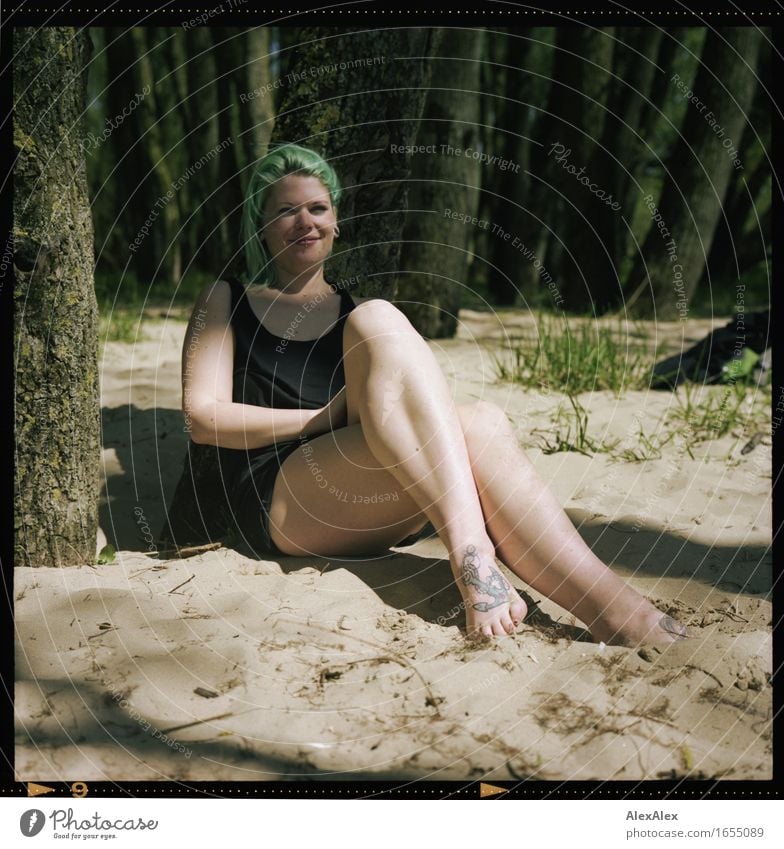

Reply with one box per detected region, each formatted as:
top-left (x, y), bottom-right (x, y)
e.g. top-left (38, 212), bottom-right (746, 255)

top-left (181, 280), bottom-right (345, 449)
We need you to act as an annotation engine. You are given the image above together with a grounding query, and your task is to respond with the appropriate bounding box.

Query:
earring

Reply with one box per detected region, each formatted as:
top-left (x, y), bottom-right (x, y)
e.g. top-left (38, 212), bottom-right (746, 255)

top-left (333, 225), bottom-right (340, 239)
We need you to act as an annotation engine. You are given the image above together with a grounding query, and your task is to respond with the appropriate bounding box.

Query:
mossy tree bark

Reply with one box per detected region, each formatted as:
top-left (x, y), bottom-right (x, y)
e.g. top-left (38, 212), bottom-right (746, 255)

top-left (395, 27), bottom-right (484, 338)
top-left (627, 27), bottom-right (762, 318)
top-left (14, 27), bottom-right (100, 568)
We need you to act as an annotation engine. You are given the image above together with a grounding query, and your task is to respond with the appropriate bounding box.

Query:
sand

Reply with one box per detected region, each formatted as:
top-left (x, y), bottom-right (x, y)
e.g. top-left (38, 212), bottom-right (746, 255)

top-left (15, 309), bottom-right (772, 781)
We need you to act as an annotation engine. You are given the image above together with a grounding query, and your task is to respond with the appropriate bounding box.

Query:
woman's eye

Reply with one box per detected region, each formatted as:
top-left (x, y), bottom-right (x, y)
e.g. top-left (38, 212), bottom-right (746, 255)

top-left (278, 205), bottom-right (328, 215)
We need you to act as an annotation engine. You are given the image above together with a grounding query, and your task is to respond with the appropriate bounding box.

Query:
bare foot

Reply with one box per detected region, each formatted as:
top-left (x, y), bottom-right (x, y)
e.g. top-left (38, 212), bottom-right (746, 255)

top-left (590, 602), bottom-right (690, 647)
top-left (453, 544), bottom-right (527, 640)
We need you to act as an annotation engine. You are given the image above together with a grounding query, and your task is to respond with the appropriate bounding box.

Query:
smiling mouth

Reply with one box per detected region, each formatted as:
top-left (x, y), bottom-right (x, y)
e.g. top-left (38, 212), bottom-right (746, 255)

top-left (290, 237), bottom-right (320, 245)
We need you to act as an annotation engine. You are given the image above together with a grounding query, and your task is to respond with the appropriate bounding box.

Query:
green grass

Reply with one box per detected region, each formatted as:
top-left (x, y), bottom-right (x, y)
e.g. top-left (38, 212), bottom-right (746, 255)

top-left (531, 393), bottom-right (602, 457)
top-left (665, 380), bottom-right (770, 458)
top-left (94, 268), bottom-right (216, 311)
top-left (491, 313), bottom-right (661, 395)
top-left (492, 312), bottom-right (771, 459)
top-left (95, 268), bottom-right (218, 347)
top-left (99, 308), bottom-right (144, 344)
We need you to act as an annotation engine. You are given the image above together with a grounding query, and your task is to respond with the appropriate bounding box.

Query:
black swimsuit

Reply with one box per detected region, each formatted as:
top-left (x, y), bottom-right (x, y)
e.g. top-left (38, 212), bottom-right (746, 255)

top-left (216, 277), bottom-right (433, 556)
top-left (219, 276), bottom-right (355, 555)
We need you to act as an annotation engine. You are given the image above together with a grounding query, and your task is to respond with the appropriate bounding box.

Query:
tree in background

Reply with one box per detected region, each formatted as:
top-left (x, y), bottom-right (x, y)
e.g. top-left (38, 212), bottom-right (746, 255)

top-left (701, 39), bottom-right (771, 292)
top-left (396, 27), bottom-right (484, 338)
top-left (85, 25), bottom-right (771, 320)
top-left (14, 27), bottom-right (100, 567)
top-left (526, 26), bottom-right (617, 313)
top-left (483, 27), bottom-right (554, 308)
top-left (104, 26), bottom-right (182, 284)
top-left (626, 27), bottom-right (763, 318)
top-left (269, 26), bottom-right (442, 301)
top-left (88, 26), bottom-right (274, 290)
top-left (590, 26), bottom-right (663, 306)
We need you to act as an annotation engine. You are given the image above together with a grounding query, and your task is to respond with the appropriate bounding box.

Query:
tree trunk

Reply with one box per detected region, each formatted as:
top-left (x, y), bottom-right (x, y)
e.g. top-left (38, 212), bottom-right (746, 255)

top-left (270, 26), bottom-right (443, 298)
top-left (104, 27), bottom-right (180, 286)
top-left (634, 28), bottom-right (695, 156)
top-left (702, 56), bottom-right (770, 285)
top-left (132, 27), bottom-right (182, 285)
top-left (14, 27), bottom-right (100, 567)
top-left (210, 27), bottom-right (251, 275)
top-left (182, 25), bottom-right (221, 271)
top-left (160, 27), bottom-right (441, 547)
top-left (484, 28), bottom-right (548, 307)
top-left (597, 27), bottom-right (663, 295)
top-left (395, 27), bottom-right (484, 338)
top-left (527, 27), bottom-right (616, 312)
top-left (474, 26), bottom-right (510, 293)
top-left (627, 27), bottom-right (763, 318)
top-left (244, 27), bottom-right (275, 162)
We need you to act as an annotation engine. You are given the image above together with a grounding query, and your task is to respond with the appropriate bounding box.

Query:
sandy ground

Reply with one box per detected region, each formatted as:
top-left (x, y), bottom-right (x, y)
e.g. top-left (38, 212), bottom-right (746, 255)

top-left (15, 309), bottom-right (772, 781)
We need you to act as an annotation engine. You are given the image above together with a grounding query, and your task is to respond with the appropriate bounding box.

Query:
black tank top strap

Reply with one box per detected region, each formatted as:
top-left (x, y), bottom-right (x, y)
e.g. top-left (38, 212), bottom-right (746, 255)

top-left (223, 275), bottom-right (258, 330)
top-left (335, 285), bottom-right (356, 318)
top-left (223, 274), bottom-right (245, 311)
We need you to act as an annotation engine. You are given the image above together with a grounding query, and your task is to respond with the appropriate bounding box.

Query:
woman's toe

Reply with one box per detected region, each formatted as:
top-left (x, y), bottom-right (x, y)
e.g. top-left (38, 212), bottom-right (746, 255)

top-left (492, 619), bottom-right (510, 637)
top-left (510, 595), bottom-right (528, 625)
top-left (469, 623), bottom-right (492, 641)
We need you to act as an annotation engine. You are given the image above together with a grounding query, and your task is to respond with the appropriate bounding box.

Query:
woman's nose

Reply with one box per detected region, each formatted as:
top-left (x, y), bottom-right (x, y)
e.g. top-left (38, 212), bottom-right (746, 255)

top-left (294, 209), bottom-right (314, 230)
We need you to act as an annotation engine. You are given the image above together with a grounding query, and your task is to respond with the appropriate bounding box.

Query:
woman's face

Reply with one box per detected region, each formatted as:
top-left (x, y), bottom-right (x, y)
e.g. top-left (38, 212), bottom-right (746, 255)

top-left (260, 174), bottom-right (337, 280)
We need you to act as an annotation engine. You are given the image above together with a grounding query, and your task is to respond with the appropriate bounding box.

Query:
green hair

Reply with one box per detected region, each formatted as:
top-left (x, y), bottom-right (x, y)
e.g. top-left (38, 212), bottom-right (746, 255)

top-left (241, 143), bottom-right (342, 287)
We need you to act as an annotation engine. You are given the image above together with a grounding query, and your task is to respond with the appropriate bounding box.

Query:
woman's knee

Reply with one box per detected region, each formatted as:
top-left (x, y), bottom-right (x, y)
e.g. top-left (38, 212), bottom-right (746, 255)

top-left (344, 299), bottom-right (416, 346)
top-left (458, 400), bottom-right (516, 443)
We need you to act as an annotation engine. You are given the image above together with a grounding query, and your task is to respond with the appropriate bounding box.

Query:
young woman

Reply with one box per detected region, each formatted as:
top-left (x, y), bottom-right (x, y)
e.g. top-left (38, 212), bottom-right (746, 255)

top-left (182, 143), bottom-right (688, 645)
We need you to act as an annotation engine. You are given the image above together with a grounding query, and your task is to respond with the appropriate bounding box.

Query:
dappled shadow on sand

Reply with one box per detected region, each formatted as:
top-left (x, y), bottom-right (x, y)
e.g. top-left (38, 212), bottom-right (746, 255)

top-left (267, 510), bottom-right (769, 634)
top-left (100, 405), bottom-right (190, 552)
top-left (15, 677), bottom-right (330, 782)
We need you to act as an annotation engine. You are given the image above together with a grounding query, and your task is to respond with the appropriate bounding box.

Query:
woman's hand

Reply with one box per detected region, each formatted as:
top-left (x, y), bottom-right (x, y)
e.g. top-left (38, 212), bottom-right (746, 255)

top-left (302, 387), bottom-right (348, 438)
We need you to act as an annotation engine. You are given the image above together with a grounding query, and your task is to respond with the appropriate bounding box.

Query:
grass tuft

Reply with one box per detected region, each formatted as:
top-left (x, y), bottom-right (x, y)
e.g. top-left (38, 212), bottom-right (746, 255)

top-left (492, 313), bottom-right (771, 459)
top-left (491, 314), bottom-right (661, 395)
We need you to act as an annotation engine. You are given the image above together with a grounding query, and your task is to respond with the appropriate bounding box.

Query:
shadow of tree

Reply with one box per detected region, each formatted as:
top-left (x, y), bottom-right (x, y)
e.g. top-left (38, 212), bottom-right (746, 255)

top-left (100, 405), bottom-right (189, 552)
top-left (268, 511), bottom-right (769, 630)
top-left (15, 676), bottom-right (326, 781)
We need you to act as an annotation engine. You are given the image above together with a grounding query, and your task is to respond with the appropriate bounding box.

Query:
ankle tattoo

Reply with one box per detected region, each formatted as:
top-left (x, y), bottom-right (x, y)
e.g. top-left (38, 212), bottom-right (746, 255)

top-left (459, 544), bottom-right (511, 612)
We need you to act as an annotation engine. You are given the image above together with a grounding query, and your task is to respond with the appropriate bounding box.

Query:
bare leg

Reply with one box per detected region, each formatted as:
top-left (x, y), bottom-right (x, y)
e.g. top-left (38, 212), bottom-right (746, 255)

top-left (270, 299), bottom-right (526, 637)
top-left (271, 300), bottom-right (682, 643)
top-left (341, 301), bottom-right (526, 638)
top-left (455, 402), bottom-right (689, 646)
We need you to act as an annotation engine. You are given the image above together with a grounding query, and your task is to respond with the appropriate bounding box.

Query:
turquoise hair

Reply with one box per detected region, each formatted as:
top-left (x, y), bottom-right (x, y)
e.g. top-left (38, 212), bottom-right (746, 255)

top-left (241, 143), bottom-right (342, 287)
